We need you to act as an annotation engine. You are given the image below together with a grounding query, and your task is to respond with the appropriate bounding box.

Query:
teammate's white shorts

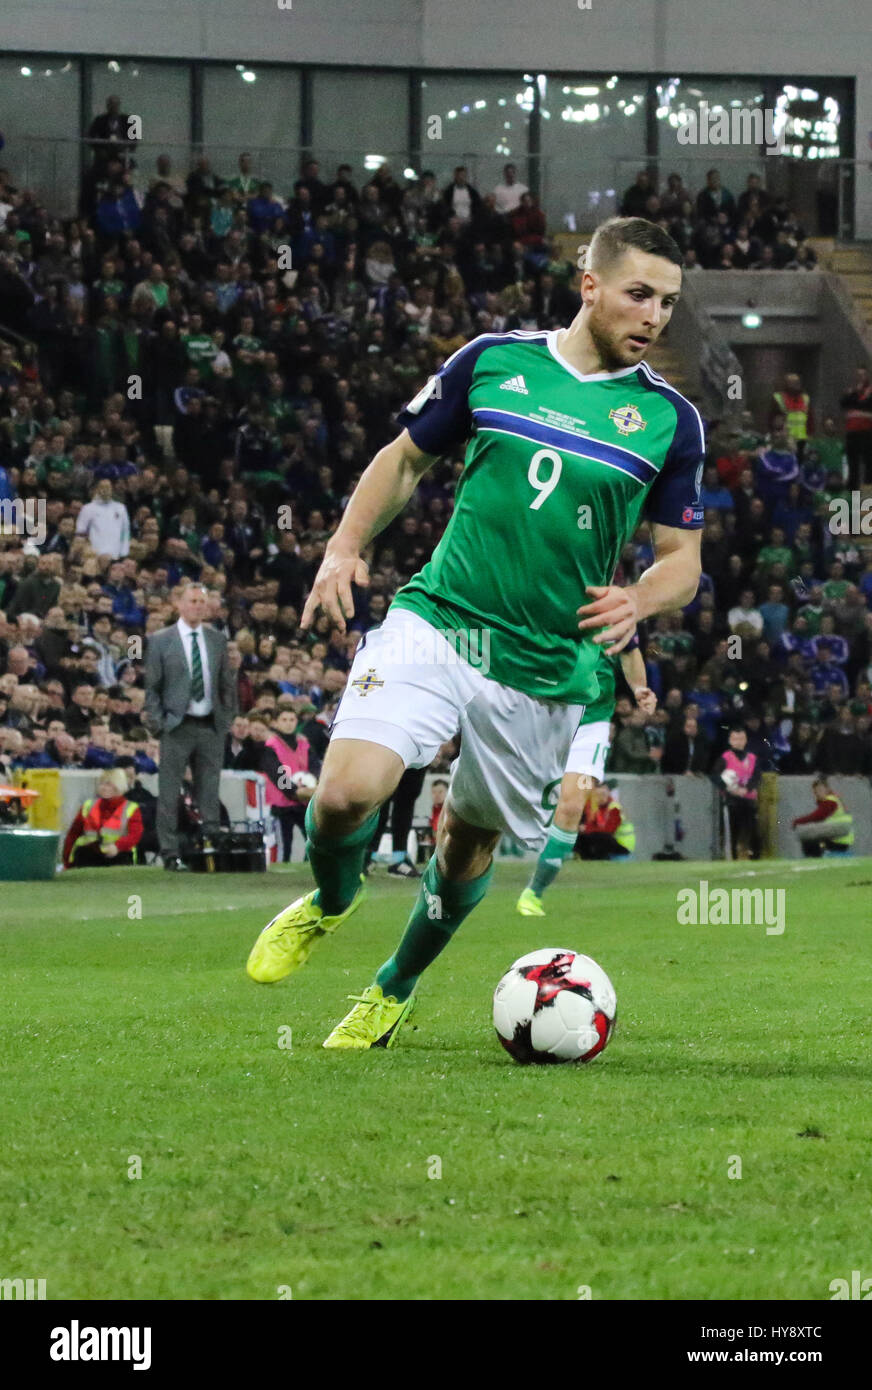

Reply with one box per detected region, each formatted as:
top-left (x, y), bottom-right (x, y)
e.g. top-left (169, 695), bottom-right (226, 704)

top-left (330, 607), bottom-right (583, 849)
top-left (563, 719), bottom-right (612, 781)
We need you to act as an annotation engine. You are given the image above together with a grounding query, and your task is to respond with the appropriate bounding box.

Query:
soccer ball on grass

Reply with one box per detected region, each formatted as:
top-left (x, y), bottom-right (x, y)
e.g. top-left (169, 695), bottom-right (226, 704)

top-left (493, 948), bottom-right (617, 1064)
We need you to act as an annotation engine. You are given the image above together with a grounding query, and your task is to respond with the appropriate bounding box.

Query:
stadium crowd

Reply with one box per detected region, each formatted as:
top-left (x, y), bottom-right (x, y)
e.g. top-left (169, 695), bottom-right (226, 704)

top-left (1, 133), bottom-right (872, 824)
top-left (619, 167), bottom-right (820, 272)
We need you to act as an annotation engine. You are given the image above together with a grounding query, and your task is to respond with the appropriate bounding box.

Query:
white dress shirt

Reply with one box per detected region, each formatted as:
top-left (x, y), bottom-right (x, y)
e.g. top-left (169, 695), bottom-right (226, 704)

top-left (177, 618), bottom-right (213, 716)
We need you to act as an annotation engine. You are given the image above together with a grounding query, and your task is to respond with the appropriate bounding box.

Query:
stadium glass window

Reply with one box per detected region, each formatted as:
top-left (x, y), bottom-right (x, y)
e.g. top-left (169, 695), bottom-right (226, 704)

top-left (312, 70), bottom-right (409, 191)
top-left (537, 74), bottom-right (647, 232)
top-left (416, 74), bottom-right (531, 201)
top-left (203, 65), bottom-right (302, 196)
top-left (0, 57), bottom-right (81, 216)
top-left (88, 59), bottom-right (192, 198)
top-left (654, 78), bottom-right (769, 204)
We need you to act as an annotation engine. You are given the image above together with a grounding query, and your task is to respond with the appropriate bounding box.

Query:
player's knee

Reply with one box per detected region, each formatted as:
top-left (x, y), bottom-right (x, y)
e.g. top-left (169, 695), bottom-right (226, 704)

top-left (314, 777), bottom-right (380, 831)
top-left (438, 803), bottom-right (500, 871)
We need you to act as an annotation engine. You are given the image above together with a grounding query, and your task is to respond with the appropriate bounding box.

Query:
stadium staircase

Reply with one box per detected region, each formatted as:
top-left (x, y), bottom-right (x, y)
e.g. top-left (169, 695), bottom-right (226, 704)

top-left (817, 240), bottom-right (872, 334)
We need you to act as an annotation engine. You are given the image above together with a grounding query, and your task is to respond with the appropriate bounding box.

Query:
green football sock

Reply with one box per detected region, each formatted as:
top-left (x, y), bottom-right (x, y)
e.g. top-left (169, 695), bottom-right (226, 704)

top-left (305, 798), bottom-right (380, 917)
top-left (529, 823), bottom-right (578, 897)
top-left (376, 853), bottom-right (495, 1002)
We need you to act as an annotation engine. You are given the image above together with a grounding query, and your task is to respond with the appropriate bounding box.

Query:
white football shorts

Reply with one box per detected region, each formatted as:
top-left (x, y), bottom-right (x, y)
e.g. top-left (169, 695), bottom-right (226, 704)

top-left (330, 606), bottom-right (583, 849)
top-left (563, 718), bottom-right (612, 781)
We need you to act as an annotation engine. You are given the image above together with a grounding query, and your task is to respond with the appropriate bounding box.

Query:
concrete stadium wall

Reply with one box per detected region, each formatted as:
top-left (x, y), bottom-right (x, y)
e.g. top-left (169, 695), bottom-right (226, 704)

top-left (689, 271), bottom-right (872, 422)
top-left (409, 771), bottom-right (870, 862)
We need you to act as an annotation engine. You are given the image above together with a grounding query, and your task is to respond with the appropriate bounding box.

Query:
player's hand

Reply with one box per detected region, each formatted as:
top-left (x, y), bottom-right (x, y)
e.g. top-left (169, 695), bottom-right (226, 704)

top-left (300, 548), bottom-right (370, 634)
top-left (577, 585), bottom-right (640, 655)
top-left (101, 843), bottom-right (119, 858)
top-left (633, 686), bottom-right (657, 715)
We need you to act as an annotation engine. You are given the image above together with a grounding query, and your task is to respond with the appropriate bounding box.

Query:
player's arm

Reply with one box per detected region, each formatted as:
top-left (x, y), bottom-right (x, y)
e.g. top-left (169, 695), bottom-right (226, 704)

top-left (578, 525), bottom-right (701, 656)
top-left (633, 523), bottom-right (702, 622)
top-left (619, 645), bottom-right (656, 714)
top-left (300, 430), bottom-right (437, 631)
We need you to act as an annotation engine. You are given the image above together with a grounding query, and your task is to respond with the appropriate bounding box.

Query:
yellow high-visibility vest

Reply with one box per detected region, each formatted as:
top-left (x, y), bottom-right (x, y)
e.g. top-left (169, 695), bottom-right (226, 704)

top-left (823, 792), bottom-right (854, 846)
top-left (773, 391), bottom-right (811, 442)
top-left (70, 797), bottom-right (138, 860)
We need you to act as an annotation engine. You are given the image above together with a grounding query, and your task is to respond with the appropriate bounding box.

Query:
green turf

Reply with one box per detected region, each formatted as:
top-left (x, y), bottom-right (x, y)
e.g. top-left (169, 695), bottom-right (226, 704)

top-left (1, 857), bottom-right (870, 1301)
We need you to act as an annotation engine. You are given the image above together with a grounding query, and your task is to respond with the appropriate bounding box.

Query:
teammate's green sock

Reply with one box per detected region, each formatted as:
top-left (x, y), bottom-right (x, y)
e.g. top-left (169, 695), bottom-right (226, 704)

top-left (529, 823), bottom-right (578, 897)
top-left (376, 853), bottom-right (495, 1001)
top-left (305, 798), bottom-right (380, 916)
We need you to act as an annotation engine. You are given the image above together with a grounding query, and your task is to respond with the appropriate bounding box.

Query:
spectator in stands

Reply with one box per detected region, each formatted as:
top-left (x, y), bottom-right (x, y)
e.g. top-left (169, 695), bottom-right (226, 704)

top-left (736, 173), bottom-right (769, 223)
top-left (699, 464), bottom-right (734, 512)
top-left (620, 170), bottom-right (653, 218)
top-left (247, 181), bottom-right (286, 236)
top-left (6, 552), bottom-right (61, 618)
top-left (759, 583), bottom-right (791, 644)
top-left (493, 163), bottom-right (528, 215)
top-left (609, 706), bottom-right (659, 774)
top-left (442, 166), bottom-right (481, 224)
top-left (755, 429), bottom-right (799, 514)
top-left (75, 478), bottom-right (130, 559)
top-left (696, 168), bottom-right (735, 222)
top-left (86, 96), bottom-right (133, 173)
top-left (662, 712), bottom-right (711, 774)
top-left (728, 588), bottom-right (763, 638)
top-left (224, 713), bottom-right (258, 770)
top-left (817, 708), bottom-right (870, 774)
top-left (840, 366), bottom-right (872, 488)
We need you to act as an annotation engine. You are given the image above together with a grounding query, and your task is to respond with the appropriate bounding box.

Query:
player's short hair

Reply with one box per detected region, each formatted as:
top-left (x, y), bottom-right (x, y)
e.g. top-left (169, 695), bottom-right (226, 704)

top-left (587, 217), bottom-right (683, 275)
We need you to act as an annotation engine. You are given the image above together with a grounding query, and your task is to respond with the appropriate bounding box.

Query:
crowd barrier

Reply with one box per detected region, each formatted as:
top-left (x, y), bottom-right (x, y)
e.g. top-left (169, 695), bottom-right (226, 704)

top-left (8, 769), bottom-right (871, 864)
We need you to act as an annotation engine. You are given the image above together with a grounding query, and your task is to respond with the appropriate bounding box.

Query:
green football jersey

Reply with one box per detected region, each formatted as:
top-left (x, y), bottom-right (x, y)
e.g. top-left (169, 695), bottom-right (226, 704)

top-left (393, 329), bottom-right (703, 705)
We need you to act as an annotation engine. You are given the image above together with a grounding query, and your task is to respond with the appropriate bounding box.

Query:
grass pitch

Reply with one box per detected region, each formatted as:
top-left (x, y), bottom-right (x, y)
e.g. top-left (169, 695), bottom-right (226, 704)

top-left (1, 857), bottom-right (870, 1301)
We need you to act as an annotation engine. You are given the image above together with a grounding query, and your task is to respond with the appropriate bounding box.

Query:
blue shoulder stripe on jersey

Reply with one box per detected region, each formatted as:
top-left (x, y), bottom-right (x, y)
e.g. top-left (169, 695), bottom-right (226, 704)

top-left (637, 362), bottom-right (706, 454)
top-left (472, 407), bottom-right (658, 484)
top-left (396, 331), bottom-right (550, 456)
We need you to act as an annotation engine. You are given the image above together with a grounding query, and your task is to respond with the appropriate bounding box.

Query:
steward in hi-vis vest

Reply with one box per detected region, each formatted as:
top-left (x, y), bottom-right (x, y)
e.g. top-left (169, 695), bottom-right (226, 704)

top-left (63, 772), bottom-right (144, 868)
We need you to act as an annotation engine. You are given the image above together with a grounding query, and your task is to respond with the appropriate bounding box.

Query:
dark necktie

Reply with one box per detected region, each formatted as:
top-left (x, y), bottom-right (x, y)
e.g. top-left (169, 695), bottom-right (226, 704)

top-left (190, 629), bottom-right (205, 701)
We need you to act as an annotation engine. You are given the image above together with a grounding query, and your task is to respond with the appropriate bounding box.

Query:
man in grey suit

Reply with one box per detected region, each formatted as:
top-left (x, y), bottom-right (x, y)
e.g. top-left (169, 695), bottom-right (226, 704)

top-left (144, 583), bottom-right (237, 870)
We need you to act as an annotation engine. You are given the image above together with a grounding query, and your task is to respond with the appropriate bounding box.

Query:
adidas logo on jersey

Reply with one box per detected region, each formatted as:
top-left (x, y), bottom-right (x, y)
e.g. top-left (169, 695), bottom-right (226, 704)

top-left (499, 375), bottom-right (529, 394)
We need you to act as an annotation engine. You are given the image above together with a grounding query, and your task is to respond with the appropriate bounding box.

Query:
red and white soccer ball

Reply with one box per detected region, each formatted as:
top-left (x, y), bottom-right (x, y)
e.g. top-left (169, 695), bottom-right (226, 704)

top-left (493, 948), bottom-right (617, 1064)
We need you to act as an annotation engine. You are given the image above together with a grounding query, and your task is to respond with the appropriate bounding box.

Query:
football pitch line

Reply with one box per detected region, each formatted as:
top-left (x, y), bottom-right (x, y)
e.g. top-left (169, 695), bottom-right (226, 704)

top-left (56, 855), bottom-right (870, 923)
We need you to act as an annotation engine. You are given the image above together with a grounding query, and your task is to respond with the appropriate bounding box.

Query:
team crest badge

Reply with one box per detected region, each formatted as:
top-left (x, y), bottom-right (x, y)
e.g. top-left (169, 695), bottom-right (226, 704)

top-left (609, 404), bottom-right (646, 436)
top-left (351, 668), bottom-right (384, 696)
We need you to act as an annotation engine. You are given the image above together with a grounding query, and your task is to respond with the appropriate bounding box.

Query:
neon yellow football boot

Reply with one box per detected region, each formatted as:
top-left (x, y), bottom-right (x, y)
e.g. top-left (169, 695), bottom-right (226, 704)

top-left (246, 877), bottom-right (367, 983)
top-left (516, 886), bottom-right (546, 917)
top-left (322, 984), bottom-right (416, 1050)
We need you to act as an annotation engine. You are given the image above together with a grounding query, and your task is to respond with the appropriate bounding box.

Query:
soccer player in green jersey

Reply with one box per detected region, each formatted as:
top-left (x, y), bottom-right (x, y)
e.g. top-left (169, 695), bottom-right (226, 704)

top-left (245, 216), bottom-right (703, 1049)
top-left (517, 634), bottom-right (657, 917)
